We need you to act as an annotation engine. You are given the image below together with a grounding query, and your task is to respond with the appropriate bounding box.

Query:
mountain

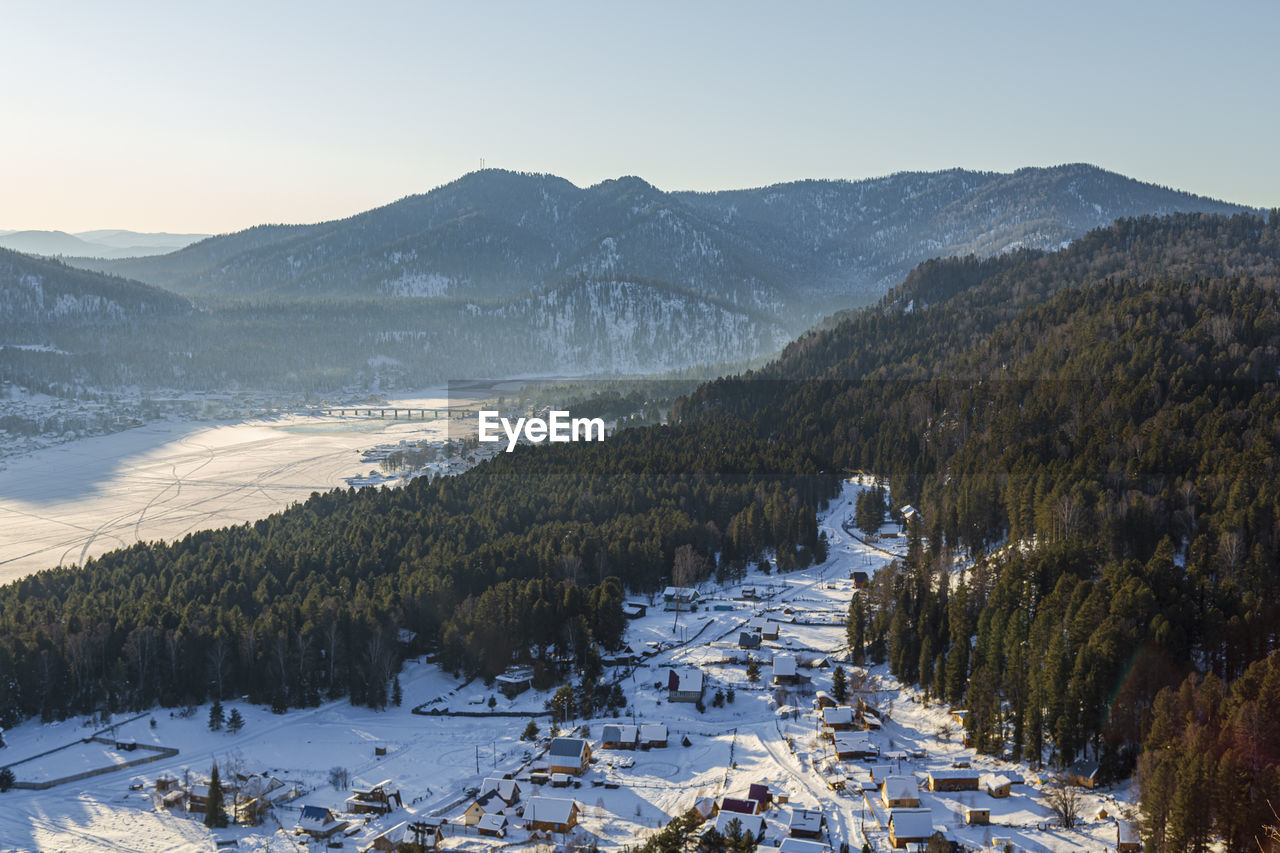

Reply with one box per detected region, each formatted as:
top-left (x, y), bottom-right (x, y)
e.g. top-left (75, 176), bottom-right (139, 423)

top-left (70, 165), bottom-right (1248, 314)
top-left (0, 229), bottom-right (208, 259)
top-left (0, 247), bottom-right (191, 326)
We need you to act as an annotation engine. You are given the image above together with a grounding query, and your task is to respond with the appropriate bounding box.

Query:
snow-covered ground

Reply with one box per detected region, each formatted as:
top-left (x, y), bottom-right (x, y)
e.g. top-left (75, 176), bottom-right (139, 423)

top-left (0, 480), bottom-right (1137, 852)
top-left (0, 391), bottom-right (476, 584)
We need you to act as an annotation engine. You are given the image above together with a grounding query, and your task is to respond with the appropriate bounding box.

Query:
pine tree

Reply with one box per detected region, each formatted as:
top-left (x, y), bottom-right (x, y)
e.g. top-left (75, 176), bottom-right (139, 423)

top-left (832, 666), bottom-right (848, 704)
top-left (226, 708), bottom-right (244, 734)
top-left (746, 659), bottom-right (760, 683)
top-left (521, 719), bottom-right (538, 741)
top-left (392, 677), bottom-right (403, 707)
top-left (204, 762), bottom-right (228, 828)
top-left (208, 700), bottom-right (224, 732)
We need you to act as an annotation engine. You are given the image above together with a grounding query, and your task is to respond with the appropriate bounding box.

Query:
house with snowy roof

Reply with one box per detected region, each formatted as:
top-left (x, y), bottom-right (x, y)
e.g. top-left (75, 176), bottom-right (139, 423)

top-left (523, 796), bottom-right (579, 833)
top-left (888, 808), bottom-right (935, 848)
top-left (880, 776), bottom-right (919, 808)
top-left (480, 776), bottom-right (522, 805)
top-left (663, 587), bottom-right (699, 610)
top-left (712, 811), bottom-right (766, 842)
top-left (787, 807), bottom-right (824, 838)
top-left (640, 722), bottom-right (668, 748)
top-left (297, 805), bottom-right (348, 839)
top-left (547, 737), bottom-right (591, 775)
top-left (773, 654), bottom-right (799, 685)
top-left (668, 668), bottom-right (705, 703)
top-left (601, 723), bottom-right (639, 749)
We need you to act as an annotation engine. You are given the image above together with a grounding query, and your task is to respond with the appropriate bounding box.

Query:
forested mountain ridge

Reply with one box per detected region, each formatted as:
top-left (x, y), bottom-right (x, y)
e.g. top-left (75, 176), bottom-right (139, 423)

top-left (0, 247), bottom-right (191, 326)
top-left (72, 165), bottom-right (1247, 311)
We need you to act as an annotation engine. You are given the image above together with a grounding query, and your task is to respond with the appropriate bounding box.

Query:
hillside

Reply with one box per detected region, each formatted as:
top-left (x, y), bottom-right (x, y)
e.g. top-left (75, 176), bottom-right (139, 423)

top-left (0, 247), bottom-right (191, 326)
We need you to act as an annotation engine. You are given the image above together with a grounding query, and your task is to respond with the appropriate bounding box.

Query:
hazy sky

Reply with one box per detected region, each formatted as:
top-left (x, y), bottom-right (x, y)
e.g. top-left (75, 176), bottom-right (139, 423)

top-left (2, 1), bottom-right (1277, 234)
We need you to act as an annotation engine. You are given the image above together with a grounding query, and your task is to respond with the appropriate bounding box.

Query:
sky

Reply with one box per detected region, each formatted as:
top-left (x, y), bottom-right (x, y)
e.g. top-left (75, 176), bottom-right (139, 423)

top-left (2, 0), bottom-right (1277, 234)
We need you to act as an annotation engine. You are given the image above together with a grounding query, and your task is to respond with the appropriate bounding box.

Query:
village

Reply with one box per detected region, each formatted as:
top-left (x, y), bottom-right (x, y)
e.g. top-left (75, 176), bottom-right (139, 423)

top-left (0, 480), bottom-right (1141, 853)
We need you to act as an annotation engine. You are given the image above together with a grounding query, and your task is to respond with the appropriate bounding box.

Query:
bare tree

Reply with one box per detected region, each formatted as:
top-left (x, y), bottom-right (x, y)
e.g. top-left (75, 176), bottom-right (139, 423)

top-left (208, 636), bottom-right (230, 701)
top-left (1043, 776), bottom-right (1084, 828)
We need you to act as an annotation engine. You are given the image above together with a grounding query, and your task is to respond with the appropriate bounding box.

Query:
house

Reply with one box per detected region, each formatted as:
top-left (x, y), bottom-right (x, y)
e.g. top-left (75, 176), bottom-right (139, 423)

top-left (747, 783), bottom-right (771, 808)
top-left (880, 776), bottom-right (920, 808)
top-left (833, 731), bottom-right (879, 761)
top-left (899, 505), bottom-right (919, 524)
top-left (860, 712), bottom-right (882, 730)
top-left (155, 774), bottom-right (180, 794)
top-left (602, 645), bottom-right (639, 666)
top-left (478, 813), bottom-right (509, 838)
top-left (739, 631), bottom-right (762, 650)
top-left (888, 808), bottom-right (934, 849)
top-left (712, 811), bottom-right (766, 841)
top-left (1118, 821), bottom-right (1142, 852)
top-left (720, 797), bottom-right (762, 816)
top-left (523, 796), bottom-right (579, 834)
top-left (851, 571), bottom-right (870, 588)
top-left (928, 769), bottom-right (981, 791)
top-left (622, 602), bottom-right (647, 619)
top-left (551, 773), bottom-right (573, 787)
top-left (366, 821), bottom-right (421, 852)
top-left (950, 709), bottom-right (968, 727)
top-left (601, 724), bottom-right (639, 749)
top-left (187, 784), bottom-right (211, 814)
top-left (773, 654), bottom-right (799, 685)
top-left (820, 706), bottom-right (855, 734)
top-left (663, 587), bottom-right (699, 611)
top-left (547, 737), bottom-right (591, 775)
top-left (761, 622), bottom-right (780, 641)
top-left (982, 773), bottom-right (1014, 798)
top-left (867, 764), bottom-right (894, 784)
top-left (741, 587), bottom-right (759, 599)
top-left (345, 779), bottom-right (402, 815)
top-left (814, 691), bottom-right (837, 710)
top-left (297, 805), bottom-right (349, 839)
top-left (779, 839), bottom-right (832, 853)
top-left (1067, 758), bottom-right (1099, 789)
top-left (495, 665), bottom-right (534, 695)
top-left (693, 797), bottom-right (717, 821)
top-left (480, 776), bottom-right (522, 806)
top-left (787, 808), bottom-right (824, 838)
top-left (966, 807), bottom-right (990, 825)
top-left (461, 790), bottom-right (510, 825)
top-left (640, 722), bottom-right (668, 748)
top-left (668, 668), bottom-right (705, 703)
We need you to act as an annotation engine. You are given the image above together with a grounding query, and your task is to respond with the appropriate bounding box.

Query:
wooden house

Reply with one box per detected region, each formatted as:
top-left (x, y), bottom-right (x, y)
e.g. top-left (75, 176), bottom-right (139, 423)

top-left (880, 776), bottom-right (920, 808)
top-left (720, 797), bottom-right (762, 816)
top-left (927, 768), bottom-right (981, 791)
top-left (297, 805), bottom-right (348, 839)
top-left (640, 722), bottom-right (668, 748)
top-left (814, 691), bottom-right (837, 710)
top-left (982, 773), bottom-right (1014, 798)
top-left (461, 790), bottom-right (511, 825)
top-left (345, 779), bottom-right (401, 815)
top-left (601, 723), bottom-right (639, 749)
top-left (187, 784), bottom-right (210, 814)
top-left (761, 622), bottom-right (780, 641)
top-left (747, 783), bottom-right (771, 808)
top-left (851, 571), bottom-right (870, 588)
top-left (887, 808), bottom-right (934, 849)
top-left (668, 668), bottom-right (705, 703)
top-left (833, 731), bottom-right (879, 761)
top-left (367, 821), bottom-right (419, 852)
top-left (966, 807), bottom-right (991, 825)
top-left (787, 808), bottom-right (824, 839)
top-left (478, 813), bottom-right (509, 837)
top-left (821, 706), bottom-right (855, 734)
top-left (663, 586), bottom-right (699, 611)
top-left (547, 737), bottom-right (591, 775)
top-left (1067, 758), bottom-right (1099, 789)
top-left (523, 797), bottom-right (579, 834)
top-left (773, 654), bottom-right (799, 685)
top-left (622, 602), bottom-right (647, 619)
top-left (739, 631), bottom-right (762, 650)
top-left (1118, 821), bottom-right (1142, 852)
top-left (480, 776), bottom-right (522, 806)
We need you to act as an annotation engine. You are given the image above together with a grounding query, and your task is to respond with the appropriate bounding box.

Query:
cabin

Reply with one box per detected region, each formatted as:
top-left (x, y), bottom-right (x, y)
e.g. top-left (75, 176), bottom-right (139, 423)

top-left (668, 668), bottom-right (705, 703)
top-left (477, 813), bottom-right (509, 838)
top-left (551, 773), bottom-right (573, 788)
top-left (814, 691), bottom-right (837, 710)
top-left (860, 712), bottom-right (882, 730)
top-left (850, 571), bottom-right (870, 588)
top-left (601, 724), bottom-right (639, 750)
top-left (761, 622), bottom-right (780, 641)
top-left (1118, 821), bottom-right (1142, 852)
top-left (523, 796), bottom-right (579, 834)
top-left (187, 784), bottom-right (210, 814)
top-left (712, 811), bottom-right (766, 841)
top-left (496, 665), bottom-right (534, 695)
top-left (1067, 758), bottom-right (1099, 789)
top-left (927, 768), bottom-right (981, 791)
top-left (367, 821), bottom-right (425, 852)
top-left (155, 774), bottom-right (180, 794)
top-left (601, 645), bottom-right (639, 666)
top-left (787, 808), bottom-right (824, 838)
top-left (480, 776), bottom-right (522, 806)
top-left (345, 779), bottom-right (402, 815)
top-left (739, 631), bottom-right (762, 650)
top-left (741, 587), bottom-right (759, 600)
top-left (547, 737), bottom-right (591, 775)
top-left (773, 654), bottom-right (799, 685)
top-left (693, 797), bottom-right (716, 821)
top-left (888, 808), bottom-right (934, 849)
top-left (720, 797), bottom-right (763, 816)
top-left (899, 505), bottom-right (919, 524)
top-left (833, 731), bottom-right (879, 761)
top-left (622, 602), bottom-right (647, 619)
top-left (867, 764), bottom-right (894, 784)
top-left (880, 776), bottom-right (919, 809)
top-left (663, 587), bottom-right (699, 611)
top-left (297, 805), bottom-right (348, 839)
top-left (821, 706), bottom-right (855, 734)
top-left (640, 722), bottom-right (669, 748)
top-left (747, 782), bottom-right (771, 808)
top-left (982, 773), bottom-right (1014, 798)
top-left (966, 807), bottom-right (990, 825)
top-left (461, 790), bottom-right (511, 825)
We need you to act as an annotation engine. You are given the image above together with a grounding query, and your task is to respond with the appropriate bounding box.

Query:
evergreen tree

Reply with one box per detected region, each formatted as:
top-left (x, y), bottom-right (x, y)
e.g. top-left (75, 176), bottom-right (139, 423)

top-left (831, 666), bottom-right (848, 704)
top-left (521, 719), bottom-right (538, 741)
top-left (392, 676), bottom-right (403, 707)
top-left (746, 659), bottom-right (760, 683)
top-left (0, 767), bottom-right (14, 792)
top-left (208, 700), bottom-right (224, 732)
top-left (204, 762), bottom-right (228, 828)
top-left (226, 708), bottom-right (244, 734)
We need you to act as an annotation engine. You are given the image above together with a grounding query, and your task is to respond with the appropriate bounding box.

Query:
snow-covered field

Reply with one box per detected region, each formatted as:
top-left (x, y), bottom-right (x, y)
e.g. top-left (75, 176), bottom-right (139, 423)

top-left (0, 392), bottom-right (466, 584)
top-left (0, 480), bottom-right (1137, 852)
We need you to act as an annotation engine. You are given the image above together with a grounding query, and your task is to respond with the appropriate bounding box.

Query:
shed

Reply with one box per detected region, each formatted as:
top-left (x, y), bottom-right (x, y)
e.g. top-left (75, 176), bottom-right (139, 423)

top-left (477, 813), bottom-right (509, 837)
top-left (966, 807), bottom-right (991, 825)
top-left (982, 773), bottom-right (1014, 798)
top-left (851, 571), bottom-right (870, 588)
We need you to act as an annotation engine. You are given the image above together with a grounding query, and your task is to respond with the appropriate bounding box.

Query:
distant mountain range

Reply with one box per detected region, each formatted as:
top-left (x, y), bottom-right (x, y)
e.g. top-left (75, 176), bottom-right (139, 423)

top-left (0, 229), bottom-right (209, 259)
top-left (1, 164), bottom-right (1255, 395)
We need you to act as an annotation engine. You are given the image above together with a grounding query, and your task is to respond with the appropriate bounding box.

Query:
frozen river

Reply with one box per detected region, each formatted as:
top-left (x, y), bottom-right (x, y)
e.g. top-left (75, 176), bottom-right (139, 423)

top-left (0, 393), bottom-right (456, 584)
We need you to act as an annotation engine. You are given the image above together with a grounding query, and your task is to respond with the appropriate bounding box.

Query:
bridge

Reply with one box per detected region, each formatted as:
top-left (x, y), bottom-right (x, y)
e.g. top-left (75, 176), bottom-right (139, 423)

top-left (312, 407), bottom-right (478, 420)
